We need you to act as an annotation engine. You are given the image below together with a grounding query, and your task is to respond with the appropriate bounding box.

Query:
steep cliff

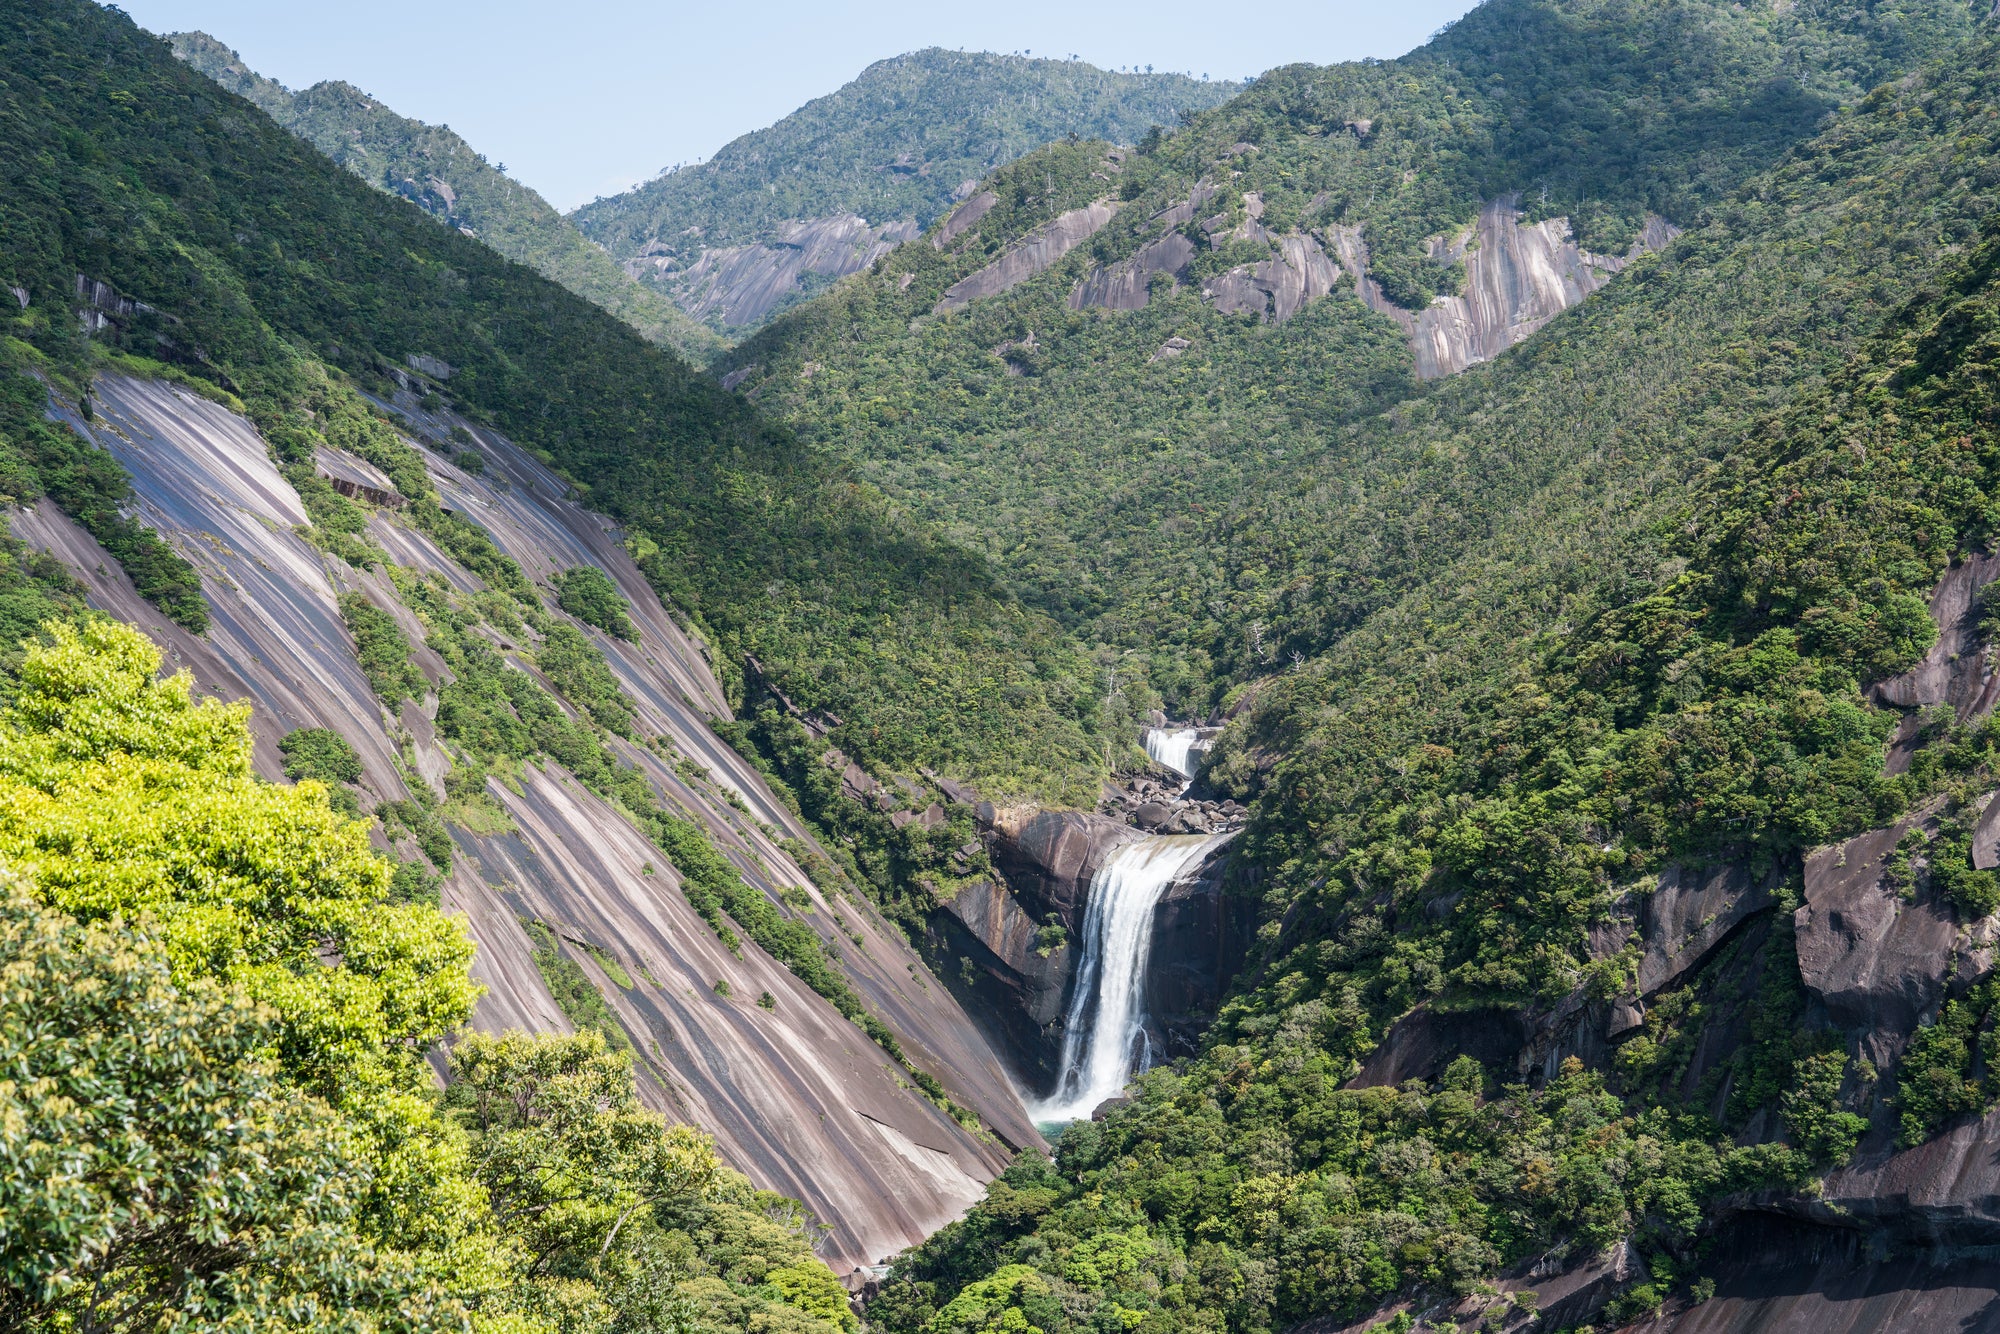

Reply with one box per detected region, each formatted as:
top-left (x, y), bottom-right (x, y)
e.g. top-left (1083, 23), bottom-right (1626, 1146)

top-left (18, 371), bottom-right (1039, 1272)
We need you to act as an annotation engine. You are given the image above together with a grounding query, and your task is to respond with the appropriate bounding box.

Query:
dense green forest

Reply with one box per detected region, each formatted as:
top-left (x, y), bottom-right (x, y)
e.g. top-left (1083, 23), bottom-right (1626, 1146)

top-left (167, 31), bottom-right (724, 362)
top-left (0, 0), bottom-right (1113, 804)
top-left (570, 51), bottom-right (1239, 288)
top-left (8, 0), bottom-right (2000, 1327)
top-left (728, 0), bottom-right (1979, 709)
top-left (846, 15), bottom-right (2000, 1334)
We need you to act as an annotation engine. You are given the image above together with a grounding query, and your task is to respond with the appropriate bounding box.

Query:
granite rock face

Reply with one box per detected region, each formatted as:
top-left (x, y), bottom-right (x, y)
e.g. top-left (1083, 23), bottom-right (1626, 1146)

top-left (1068, 188), bottom-right (1675, 373)
top-left (1636, 860), bottom-right (1777, 998)
top-left (936, 796), bottom-right (1247, 1088)
top-left (1337, 196), bottom-right (1680, 378)
top-left (1874, 551), bottom-right (2000, 771)
top-left (1349, 1005), bottom-right (1535, 1089)
top-left (629, 212), bottom-right (918, 329)
top-left (22, 373), bottom-right (1039, 1272)
top-left (932, 190), bottom-right (997, 249)
top-left (1797, 802), bottom-right (1997, 1066)
top-left (1069, 232), bottom-right (1198, 311)
top-left (1144, 847), bottom-right (1253, 1059)
top-left (936, 808), bottom-right (1138, 1085)
top-left (936, 200), bottom-right (1119, 311)
top-left (1202, 232), bottom-right (1342, 322)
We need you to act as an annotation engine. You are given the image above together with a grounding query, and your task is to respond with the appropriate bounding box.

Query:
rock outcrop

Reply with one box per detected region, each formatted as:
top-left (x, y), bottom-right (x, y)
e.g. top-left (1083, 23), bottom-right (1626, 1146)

top-left (935, 789), bottom-right (1249, 1089)
top-left (936, 808), bottom-right (1139, 1084)
top-left (1334, 196), bottom-right (1680, 378)
top-left (1874, 551), bottom-right (2000, 771)
top-left (1144, 847), bottom-right (1254, 1058)
top-left (1068, 232), bottom-right (1197, 311)
top-left (1068, 188), bottom-right (1675, 372)
top-left (1202, 231), bottom-right (1342, 322)
top-left (935, 200), bottom-right (1119, 311)
top-left (630, 213), bottom-right (918, 328)
top-left (1796, 802), bottom-right (1998, 1067)
top-left (22, 373), bottom-right (1039, 1271)
top-left (932, 190), bottom-right (997, 249)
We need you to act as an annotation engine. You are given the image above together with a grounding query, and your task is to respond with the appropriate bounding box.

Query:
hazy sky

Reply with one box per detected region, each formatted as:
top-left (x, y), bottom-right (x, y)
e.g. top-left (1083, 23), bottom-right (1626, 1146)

top-left (115, 0), bottom-right (1478, 212)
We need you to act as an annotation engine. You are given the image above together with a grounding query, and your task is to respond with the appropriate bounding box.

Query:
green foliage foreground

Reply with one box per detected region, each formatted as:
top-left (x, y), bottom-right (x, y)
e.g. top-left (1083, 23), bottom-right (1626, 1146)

top-left (0, 619), bottom-right (855, 1334)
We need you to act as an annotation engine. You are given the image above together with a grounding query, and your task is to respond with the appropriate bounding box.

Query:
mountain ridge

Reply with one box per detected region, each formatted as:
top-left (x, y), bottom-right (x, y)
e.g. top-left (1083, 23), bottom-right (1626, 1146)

top-left (167, 30), bottom-right (727, 362)
top-left (571, 49), bottom-right (1243, 332)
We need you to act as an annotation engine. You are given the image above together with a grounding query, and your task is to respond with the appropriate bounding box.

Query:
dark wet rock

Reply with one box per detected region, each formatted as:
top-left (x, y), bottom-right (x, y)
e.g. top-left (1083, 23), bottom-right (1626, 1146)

top-left (1797, 802), bottom-right (1996, 1066)
top-left (938, 808), bottom-right (1139, 1082)
top-left (1620, 1218), bottom-right (2000, 1332)
top-left (1133, 800), bottom-right (1173, 829)
top-left (1637, 860), bottom-right (1778, 997)
top-left (1348, 1005), bottom-right (1534, 1089)
top-left (1876, 552), bottom-right (2000, 773)
top-left (979, 807), bottom-right (1140, 925)
top-left (1145, 844), bottom-right (1249, 1058)
top-left (1807, 1099), bottom-right (2000, 1247)
top-left (932, 876), bottom-right (1075, 1082)
top-left (1305, 1238), bottom-right (1646, 1334)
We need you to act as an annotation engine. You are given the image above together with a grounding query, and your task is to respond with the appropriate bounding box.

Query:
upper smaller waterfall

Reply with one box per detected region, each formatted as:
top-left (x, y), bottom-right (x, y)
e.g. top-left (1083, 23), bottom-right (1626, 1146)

top-left (1145, 726), bottom-right (1205, 779)
top-left (1029, 832), bottom-right (1231, 1124)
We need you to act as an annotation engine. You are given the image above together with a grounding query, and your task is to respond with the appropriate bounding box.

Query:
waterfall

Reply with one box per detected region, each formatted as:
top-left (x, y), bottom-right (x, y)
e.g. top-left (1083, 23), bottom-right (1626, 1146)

top-left (1145, 726), bottom-right (1204, 779)
top-left (1029, 832), bottom-right (1230, 1123)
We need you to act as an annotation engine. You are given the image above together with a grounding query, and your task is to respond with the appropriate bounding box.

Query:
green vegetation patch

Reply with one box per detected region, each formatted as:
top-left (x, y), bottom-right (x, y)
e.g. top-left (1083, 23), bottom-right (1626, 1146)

top-left (554, 564), bottom-right (635, 639)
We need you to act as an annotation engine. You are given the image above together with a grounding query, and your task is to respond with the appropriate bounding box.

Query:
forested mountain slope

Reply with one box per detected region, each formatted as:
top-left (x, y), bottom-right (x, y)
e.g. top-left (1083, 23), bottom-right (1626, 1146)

top-left (570, 52), bottom-right (1240, 332)
top-left (859, 16), bottom-right (2000, 1334)
top-left (0, 1), bottom-right (1110, 805)
top-left (167, 31), bottom-right (724, 362)
top-left (726, 0), bottom-right (1979, 711)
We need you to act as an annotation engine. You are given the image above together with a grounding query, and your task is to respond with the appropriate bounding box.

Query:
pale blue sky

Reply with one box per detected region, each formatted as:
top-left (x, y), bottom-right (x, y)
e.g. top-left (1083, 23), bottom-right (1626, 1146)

top-left (116, 0), bottom-right (1479, 212)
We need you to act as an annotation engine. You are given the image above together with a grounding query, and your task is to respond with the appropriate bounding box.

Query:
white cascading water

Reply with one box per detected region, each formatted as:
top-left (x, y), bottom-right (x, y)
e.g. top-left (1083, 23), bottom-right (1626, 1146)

top-left (1145, 727), bottom-right (1204, 779)
top-left (1029, 832), bottom-right (1230, 1123)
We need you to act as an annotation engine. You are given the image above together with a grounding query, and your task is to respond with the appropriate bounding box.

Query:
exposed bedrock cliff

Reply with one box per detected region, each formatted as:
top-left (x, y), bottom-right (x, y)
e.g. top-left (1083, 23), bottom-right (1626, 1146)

top-left (1061, 187), bottom-right (1676, 379)
top-left (20, 373), bottom-right (1039, 1272)
top-left (936, 808), bottom-right (1138, 1089)
top-left (1334, 195), bottom-right (1680, 379)
top-left (1331, 554), bottom-right (2000, 1330)
top-left (1143, 847), bottom-right (1255, 1059)
top-left (932, 791), bottom-right (1252, 1094)
top-left (631, 212), bottom-right (919, 329)
top-left (935, 199), bottom-right (1119, 312)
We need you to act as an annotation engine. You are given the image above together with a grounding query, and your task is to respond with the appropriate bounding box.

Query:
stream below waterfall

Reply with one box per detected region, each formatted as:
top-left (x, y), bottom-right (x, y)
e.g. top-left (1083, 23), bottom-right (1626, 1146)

top-left (1029, 831), bottom-right (1232, 1124)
